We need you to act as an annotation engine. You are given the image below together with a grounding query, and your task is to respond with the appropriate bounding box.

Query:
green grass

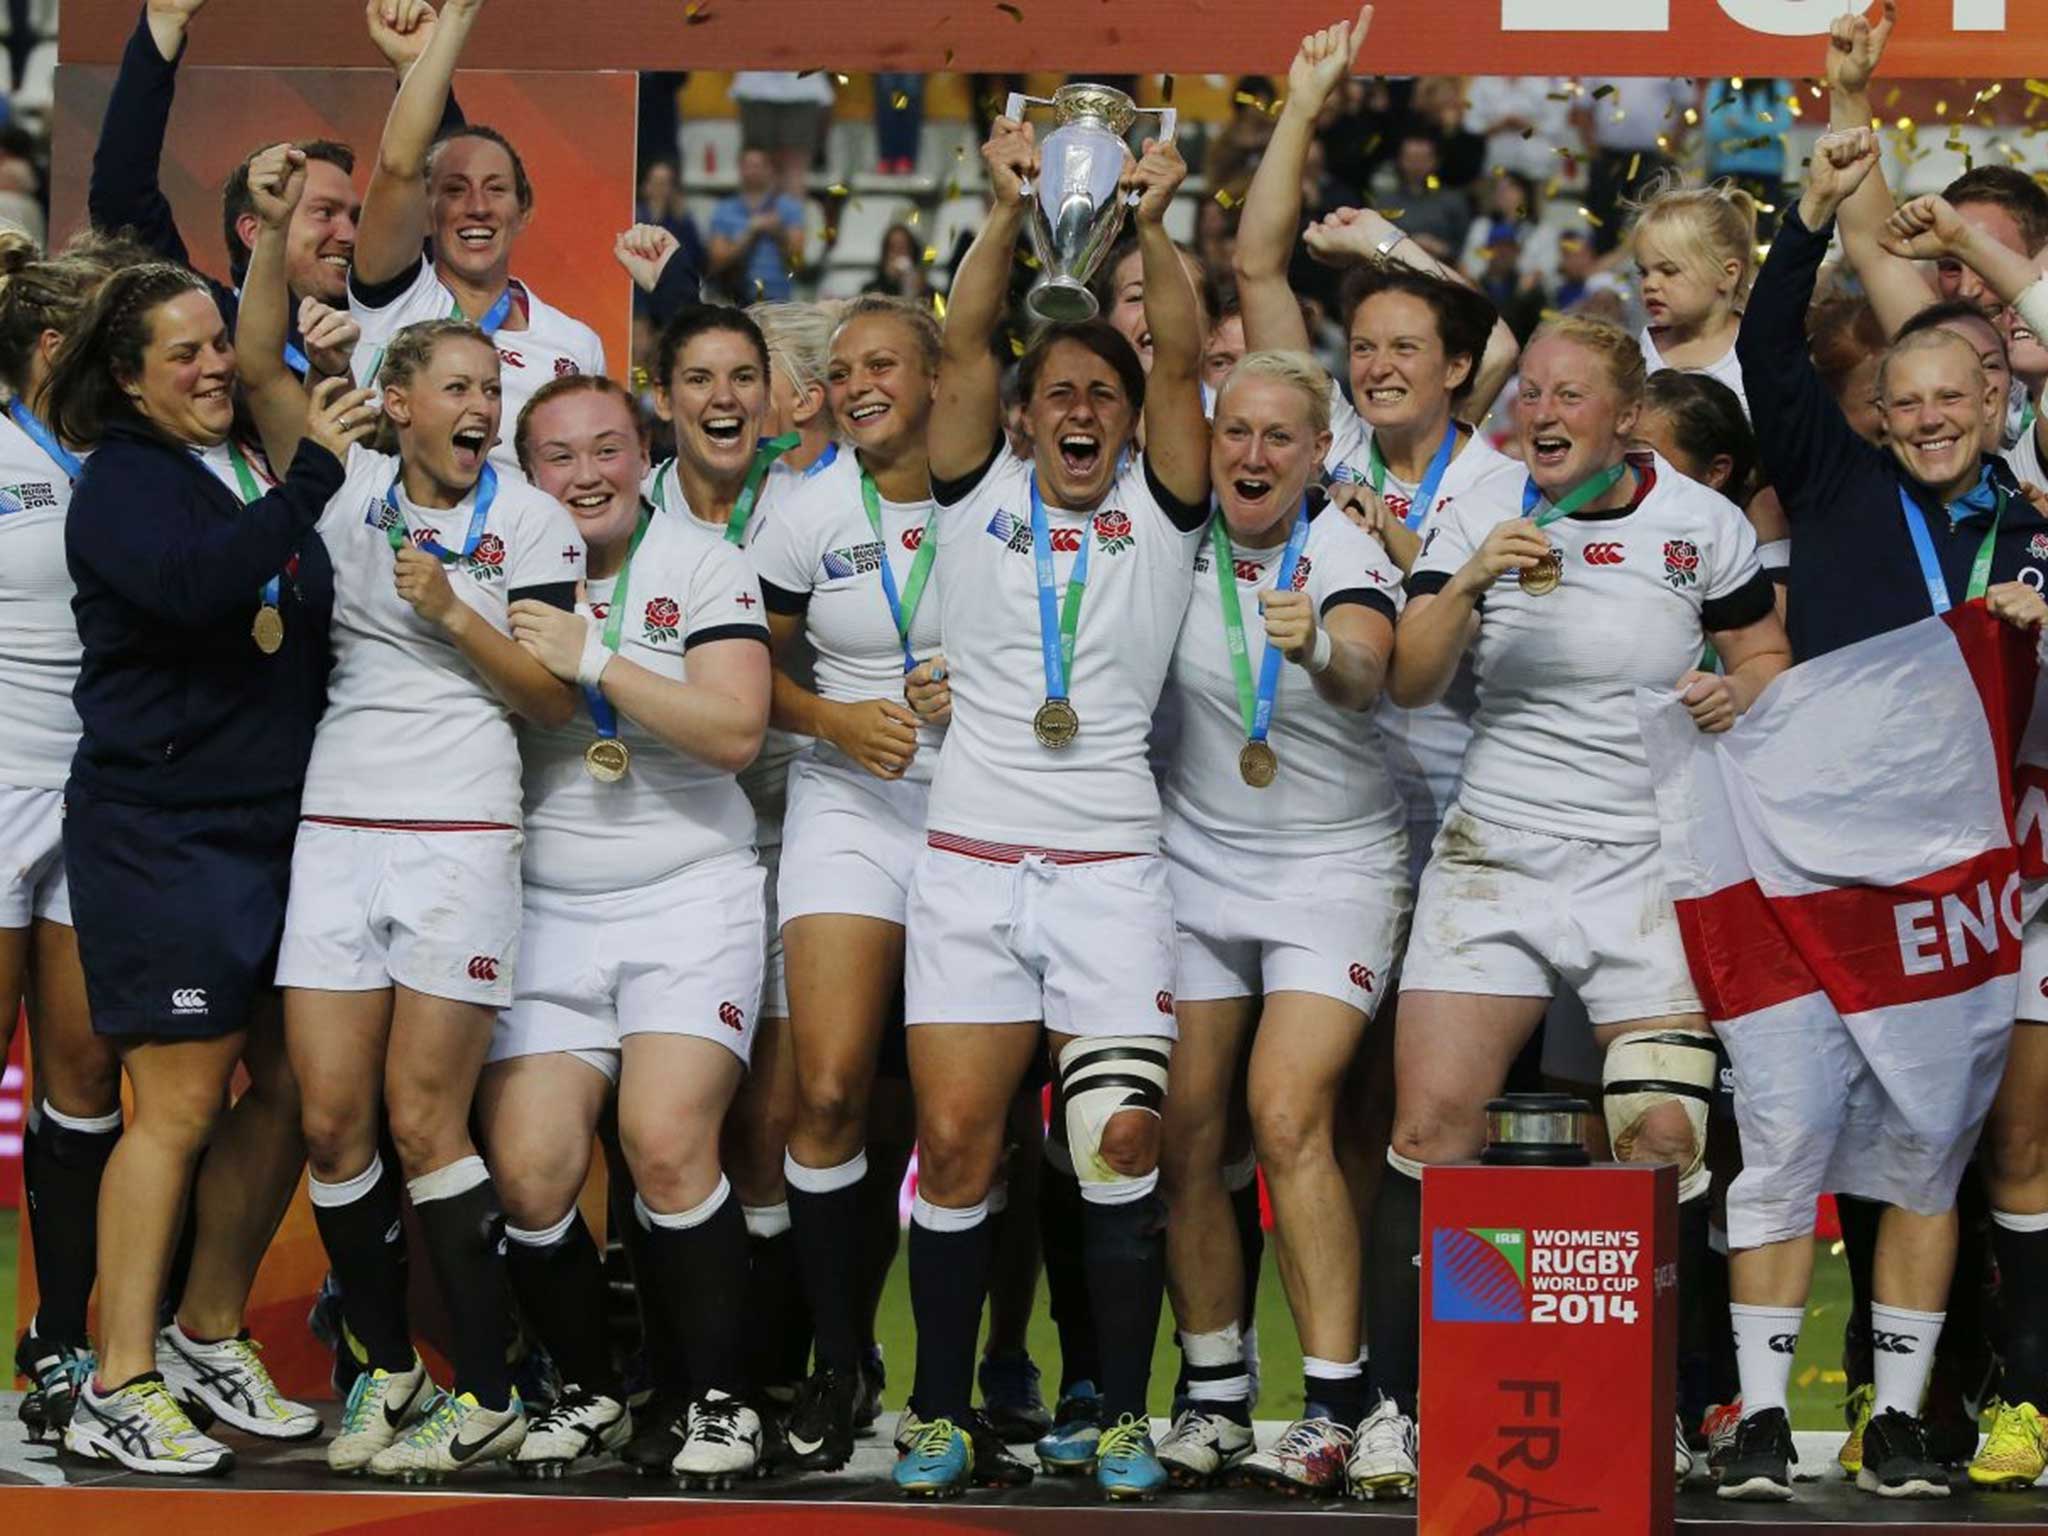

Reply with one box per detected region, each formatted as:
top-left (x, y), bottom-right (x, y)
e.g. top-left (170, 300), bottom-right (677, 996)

top-left (0, 1202), bottom-right (1850, 1432)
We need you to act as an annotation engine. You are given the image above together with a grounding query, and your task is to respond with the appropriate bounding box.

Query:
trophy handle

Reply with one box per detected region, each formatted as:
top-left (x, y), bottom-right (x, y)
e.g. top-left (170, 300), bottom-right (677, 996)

top-left (1139, 107), bottom-right (1179, 146)
top-left (1005, 92), bottom-right (1053, 199)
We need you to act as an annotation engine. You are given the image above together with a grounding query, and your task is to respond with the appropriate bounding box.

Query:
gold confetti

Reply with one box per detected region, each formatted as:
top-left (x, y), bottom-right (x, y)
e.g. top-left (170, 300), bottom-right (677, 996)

top-left (1627, 153), bottom-right (1640, 181)
top-left (2027, 79), bottom-right (2048, 99)
top-left (943, 47), bottom-right (956, 68)
top-left (826, 182), bottom-right (850, 198)
top-left (1425, 174), bottom-right (1440, 191)
top-left (1009, 335), bottom-right (1026, 356)
top-left (1683, 108), bottom-right (1699, 126)
top-left (1213, 188), bottom-right (1238, 209)
top-left (1592, 84), bottom-right (1615, 100)
top-left (833, 72), bottom-right (849, 87)
top-left (1379, 207), bottom-right (1405, 220)
top-left (995, 0), bottom-right (1023, 17)
top-left (1820, 1370), bottom-right (1847, 1385)
top-left (892, 91), bottom-right (910, 110)
top-left (1796, 1367), bottom-right (1818, 1389)
top-left (1577, 205), bottom-right (1603, 227)
top-left (1786, 96), bottom-right (1803, 119)
top-left (932, 293), bottom-right (946, 319)
top-left (922, 246), bottom-right (938, 264)
top-left (1162, 75), bottom-right (1176, 104)
top-left (1730, 76), bottom-right (1744, 90)
top-left (1936, 99), bottom-right (1949, 118)
top-left (1884, 87), bottom-right (1902, 108)
top-left (682, 0), bottom-right (712, 20)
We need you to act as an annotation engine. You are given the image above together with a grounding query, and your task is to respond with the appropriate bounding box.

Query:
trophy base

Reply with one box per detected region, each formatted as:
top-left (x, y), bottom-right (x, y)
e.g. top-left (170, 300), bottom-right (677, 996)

top-left (1026, 278), bottom-right (1100, 324)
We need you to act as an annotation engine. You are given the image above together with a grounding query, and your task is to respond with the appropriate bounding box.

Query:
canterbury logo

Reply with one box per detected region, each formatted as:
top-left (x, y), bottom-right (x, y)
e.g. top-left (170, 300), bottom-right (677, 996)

top-left (1871, 1330), bottom-right (1918, 1355)
top-left (1349, 963), bottom-right (1376, 992)
top-left (466, 955), bottom-right (500, 983)
top-left (169, 988), bottom-right (208, 1013)
top-left (717, 1001), bottom-right (744, 1030)
top-left (1048, 527), bottom-right (1084, 554)
top-left (1767, 1333), bottom-right (1799, 1354)
top-left (1583, 542), bottom-right (1626, 566)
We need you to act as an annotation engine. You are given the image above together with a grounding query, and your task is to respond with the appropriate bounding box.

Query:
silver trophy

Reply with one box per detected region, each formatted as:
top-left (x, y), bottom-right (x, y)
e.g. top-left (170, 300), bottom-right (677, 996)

top-left (1005, 84), bottom-right (1178, 324)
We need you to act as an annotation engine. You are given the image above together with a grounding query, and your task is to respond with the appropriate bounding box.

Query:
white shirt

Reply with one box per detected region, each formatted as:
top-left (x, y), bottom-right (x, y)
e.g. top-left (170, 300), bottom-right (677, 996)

top-left (1412, 452), bottom-right (1766, 843)
top-left (2004, 422), bottom-right (2046, 492)
top-left (1461, 76), bottom-right (1574, 185)
top-left (1581, 79), bottom-right (1697, 152)
top-left (1639, 326), bottom-right (1750, 420)
top-left (1162, 503), bottom-right (1406, 856)
top-left (928, 448), bottom-right (1203, 853)
top-left (750, 446), bottom-right (945, 779)
top-left (731, 71), bottom-right (836, 106)
top-left (1325, 385), bottom-right (1526, 825)
top-left (646, 455), bottom-right (810, 843)
top-left (520, 506), bottom-right (768, 893)
top-left (302, 447), bottom-right (586, 824)
top-left (0, 412), bottom-right (77, 789)
top-left (347, 258), bottom-right (606, 478)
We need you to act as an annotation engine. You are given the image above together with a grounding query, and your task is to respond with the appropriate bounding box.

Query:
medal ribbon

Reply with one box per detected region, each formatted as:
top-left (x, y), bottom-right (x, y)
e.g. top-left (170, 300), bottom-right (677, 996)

top-left (1029, 477), bottom-right (1094, 709)
top-left (1367, 423), bottom-right (1458, 531)
top-left (1209, 500), bottom-right (1313, 747)
top-left (858, 469), bottom-right (940, 673)
top-left (1897, 483), bottom-right (2003, 616)
top-left (224, 438), bottom-right (284, 614)
top-left (655, 436), bottom-right (800, 544)
top-left (9, 399), bottom-right (81, 481)
top-left (385, 464), bottom-right (499, 560)
top-left (583, 506), bottom-right (656, 744)
top-left (1518, 460), bottom-right (1633, 527)
top-left (461, 284), bottom-right (518, 339)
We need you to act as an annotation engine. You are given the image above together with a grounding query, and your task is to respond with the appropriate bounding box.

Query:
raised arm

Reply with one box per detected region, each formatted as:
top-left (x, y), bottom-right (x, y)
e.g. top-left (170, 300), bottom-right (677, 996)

top-left (930, 121), bottom-right (1036, 482)
top-left (354, 0), bottom-right (486, 288)
top-left (236, 146), bottom-right (318, 469)
top-left (89, 2), bottom-right (209, 267)
top-left (1132, 140), bottom-right (1208, 510)
top-left (1825, 1), bottom-right (1931, 336)
top-left (1235, 7), bottom-right (1373, 355)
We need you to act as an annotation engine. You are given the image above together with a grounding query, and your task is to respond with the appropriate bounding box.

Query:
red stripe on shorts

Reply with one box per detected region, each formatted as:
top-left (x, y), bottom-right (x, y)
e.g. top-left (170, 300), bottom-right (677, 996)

top-left (927, 830), bottom-right (1140, 866)
top-left (303, 815), bottom-right (516, 833)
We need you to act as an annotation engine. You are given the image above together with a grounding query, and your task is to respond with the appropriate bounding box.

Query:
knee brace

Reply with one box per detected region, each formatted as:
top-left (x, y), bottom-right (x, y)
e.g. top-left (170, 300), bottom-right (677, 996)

top-left (1602, 1029), bottom-right (1716, 1203)
top-left (1055, 1034), bottom-right (1171, 1189)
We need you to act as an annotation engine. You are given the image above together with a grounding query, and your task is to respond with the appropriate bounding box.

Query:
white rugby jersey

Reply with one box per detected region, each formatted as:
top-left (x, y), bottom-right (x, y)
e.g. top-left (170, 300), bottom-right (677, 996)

top-left (1639, 325), bottom-right (1750, 419)
top-left (645, 454), bottom-right (811, 843)
top-left (1162, 503), bottom-right (1406, 856)
top-left (751, 447), bottom-right (944, 781)
top-left (521, 506), bottom-right (768, 892)
top-left (0, 411), bottom-right (77, 788)
top-left (302, 447), bottom-right (585, 824)
top-left (2004, 421), bottom-right (2046, 493)
top-left (1410, 451), bottom-right (1771, 843)
top-left (928, 445), bottom-right (1204, 853)
top-left (1323, 384), bottom-right (1524, 827)
top-left (348, 258), bottom-right (605, 478)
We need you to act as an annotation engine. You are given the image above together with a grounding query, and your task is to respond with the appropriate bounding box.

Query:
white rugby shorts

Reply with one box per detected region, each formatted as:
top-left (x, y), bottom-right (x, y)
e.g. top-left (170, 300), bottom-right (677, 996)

top-left (1165, 812), bottom-right (1409, 1018)
top-left (904, 836), bottom-right (1179, 1039)
top-left (0, 784), bottom-right (68, 927)
top-left (759, 838), bottom-right (787, 1021)
top-left (1401, 809), bottom-right (1702, 1026)
top-left (275, 820), bottom-right (523, 1006)
top-left (490, 850), bottom-right (767, 1076)
top-left (778, 751), bottom-right (928, 929)
top-left (2017, 916), bottom-right (2048, 1024)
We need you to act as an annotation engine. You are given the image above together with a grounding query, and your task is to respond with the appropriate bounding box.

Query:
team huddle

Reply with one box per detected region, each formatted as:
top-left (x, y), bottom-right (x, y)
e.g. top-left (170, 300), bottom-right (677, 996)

top-left (8, 0), bottom-right (2048, 1512)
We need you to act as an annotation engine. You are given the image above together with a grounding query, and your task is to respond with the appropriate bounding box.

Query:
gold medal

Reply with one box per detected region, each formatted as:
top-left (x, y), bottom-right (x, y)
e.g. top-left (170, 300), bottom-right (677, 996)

top-left (251, 604), bottom-right (284, 654)
top-left (584, 737), bottom-right (631, 783)
top-left (1239, 740), bottom-right (1278, 788)
top-left (1521, 550), bottom-right (1563, 597)
top-left (1033, 698), bottom-right (1080, 750)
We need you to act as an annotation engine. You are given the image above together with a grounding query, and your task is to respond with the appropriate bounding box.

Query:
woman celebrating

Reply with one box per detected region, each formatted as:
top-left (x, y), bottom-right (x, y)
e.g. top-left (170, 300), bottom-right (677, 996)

top-left (49, 255), bottom-right (373, 1474)
top-left (0, 241), bottom-right (126, 1446)
top-left (1152, 350), bottom-right (1408, 1498)
top-left (238, 147), bottom-right (585, 1480)
top-left (749, 294), bottom-right (946, 1471)
top-left (478, 373), bottom-right (771, 1485)
top-left (348, 0), bottom-right (603, 475)
top-left (1363, 315), bottom-right (1789, 1500)
top-left (894, 119), bottom-right (1209, 1504)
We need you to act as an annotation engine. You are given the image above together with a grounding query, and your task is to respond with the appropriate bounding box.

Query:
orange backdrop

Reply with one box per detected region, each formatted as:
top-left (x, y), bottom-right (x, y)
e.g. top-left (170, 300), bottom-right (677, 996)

top-left (56, 0), bottom-right (2048, 79)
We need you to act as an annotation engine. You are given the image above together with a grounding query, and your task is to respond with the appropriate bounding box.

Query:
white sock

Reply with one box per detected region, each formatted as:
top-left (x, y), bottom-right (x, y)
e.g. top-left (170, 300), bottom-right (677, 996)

top-left (1730, 1303), bottom-right (1804, 1418)
top-left (1870, 1303), bottom-right (1945, 1419)
top-left (742, 1200), bottom-right (791, 1239)
top-left (1179, 1323), bottom-right (1249, 1404)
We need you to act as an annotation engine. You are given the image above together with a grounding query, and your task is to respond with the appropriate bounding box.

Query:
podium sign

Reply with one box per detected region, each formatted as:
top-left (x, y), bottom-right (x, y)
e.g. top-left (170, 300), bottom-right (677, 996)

top-left (1420, 1162), bottom-right (1677, 1535)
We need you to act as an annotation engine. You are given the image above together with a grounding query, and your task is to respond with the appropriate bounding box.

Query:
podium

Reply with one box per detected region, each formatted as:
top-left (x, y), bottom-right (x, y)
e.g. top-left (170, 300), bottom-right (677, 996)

top-left (1420, 1161), bottom-right (1677, 1535)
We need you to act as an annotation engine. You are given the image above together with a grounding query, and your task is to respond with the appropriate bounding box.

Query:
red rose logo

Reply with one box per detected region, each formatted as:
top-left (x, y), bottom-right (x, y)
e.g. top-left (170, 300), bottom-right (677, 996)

top-left (1094, 510), bottom-right (1135, 555)
top-left (554, 356), bottom-right (580, 379)
top-left (473, 533), bottom-right (506, 568)
top-left (1155, 990), bottom-right (1174, 1014)
top-left (645, 595), bottom-right (682, 643)
top-left (1662, 539), bottom-right (1700, 590)
top-left (1292, 554), bottom-right (1313, 592)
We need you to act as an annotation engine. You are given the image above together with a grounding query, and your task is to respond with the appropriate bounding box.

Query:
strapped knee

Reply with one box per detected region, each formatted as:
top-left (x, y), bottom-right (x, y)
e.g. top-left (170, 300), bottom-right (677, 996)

top-left (1602, 1029), bottom-right (1716, 1202)
top-left (1056, 1034), bottom-right (1171, 1190)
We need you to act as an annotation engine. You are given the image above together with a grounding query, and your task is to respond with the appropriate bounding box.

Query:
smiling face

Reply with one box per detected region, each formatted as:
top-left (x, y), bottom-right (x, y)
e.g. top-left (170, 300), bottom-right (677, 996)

top-left (1026, 338), bottom-right (1136, 509)
top-left (1102, 245), bottom-right (1208, 375)
top-left (1934, 312), bottom-right (2011, 434)
top-left (386, 334), bottom-right (502, 494)
top-left (1633, 225), bottom-right (1735, 332)
top-left (1517, 335), bottom-right (1640, 495)
top-left (122, 289), bottom-right (237, 448)
top-left (428, 135), bottom-right (530, 288)
top-left (287, 158), bottom-right (358, 306)
top-left (828, 311), bottom-right (934, 462)
top-left (524, 387), bottom-right (647, 550)
top-left (657, 326), bottom-right (768, 483)
top-left (1348, 289), bottom-right (1468, 439)
top-left (1212, 373), bottom-right (1331, 542)
top-left (1881, 334), bottom-right (1997, 497)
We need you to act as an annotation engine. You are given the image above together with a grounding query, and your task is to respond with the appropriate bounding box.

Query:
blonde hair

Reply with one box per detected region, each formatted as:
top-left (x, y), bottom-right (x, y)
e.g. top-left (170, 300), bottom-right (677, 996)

top-left (1627, 172), bottom-right (1760, 305)
top-left (1877, 326), bottom-right (1987, 397)
top-left (1217, 350), bottom-right (1331, 436)
top-left (374, 317), bottom-right (496, 451)
top-left (830, 292), bottom-right (942, 375)
top-left (747, 299), bottom-right (842, 400)
top-left (1527, 315), bottom-right (1648, 406)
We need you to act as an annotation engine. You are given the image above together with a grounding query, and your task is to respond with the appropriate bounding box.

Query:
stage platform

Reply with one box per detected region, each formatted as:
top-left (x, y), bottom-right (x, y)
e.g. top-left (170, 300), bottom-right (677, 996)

top-left (0, 1396), bottom-right (2042, 1532)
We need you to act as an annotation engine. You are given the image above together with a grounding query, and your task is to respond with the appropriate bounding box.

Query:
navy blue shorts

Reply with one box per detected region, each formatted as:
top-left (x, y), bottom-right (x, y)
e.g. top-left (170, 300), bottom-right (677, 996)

top-left (63, 785), bottom-right (299, 1041)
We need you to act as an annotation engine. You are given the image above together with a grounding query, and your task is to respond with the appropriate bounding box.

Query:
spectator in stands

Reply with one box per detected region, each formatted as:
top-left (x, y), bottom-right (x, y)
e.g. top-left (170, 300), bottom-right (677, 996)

top-left (1462, 75), bottom-right (1571, 185)
top-left (1575, 78), bottom-right (1698, 252)
top-left (866, 223), bottom-right (935, 300)
top-left (1375, 131), bottom-right (1472, 262)
top-left (1197, 200), bottom-right (1238, 286)
top-left (635, 158), bottom-right (707, 295)
top-left (709, 146), bottom-right (808, 305)
top-left (875, 72), bottom-right (925, 176)
top-left (1205, 75), bottom-right (1279, 206)
top-left (1316, 74), bottom-right (1412, 209)
top-left (1553, 228), bottom-right (1619, 313)
top-left (1704, 78), bottom-right (1790, 241)
top-left (1407, 76), bottom-right (1485, 190)
top-left (731, 70), bottom-right (834, 200)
